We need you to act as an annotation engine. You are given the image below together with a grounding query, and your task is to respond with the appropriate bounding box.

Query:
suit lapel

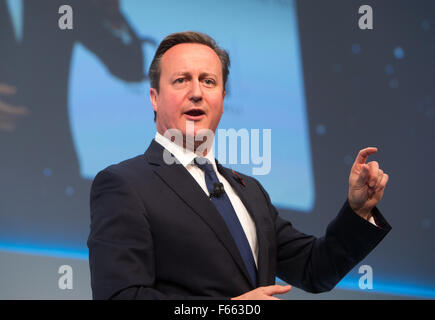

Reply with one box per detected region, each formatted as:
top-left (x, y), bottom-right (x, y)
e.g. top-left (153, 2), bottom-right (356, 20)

top-left (217, 164), bottom-right (271, 287)
top-left (144, 140), bottom-right (255, 288)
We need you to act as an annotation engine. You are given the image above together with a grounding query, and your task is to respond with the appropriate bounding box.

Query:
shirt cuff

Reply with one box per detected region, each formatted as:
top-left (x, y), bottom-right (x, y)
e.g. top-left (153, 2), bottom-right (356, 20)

top-left (368, 214), bottom-right (378, 227)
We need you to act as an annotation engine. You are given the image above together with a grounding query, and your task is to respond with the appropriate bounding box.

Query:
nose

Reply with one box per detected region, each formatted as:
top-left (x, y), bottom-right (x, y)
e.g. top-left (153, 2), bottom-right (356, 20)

top-left (188, 79), bottom-right (203, 104)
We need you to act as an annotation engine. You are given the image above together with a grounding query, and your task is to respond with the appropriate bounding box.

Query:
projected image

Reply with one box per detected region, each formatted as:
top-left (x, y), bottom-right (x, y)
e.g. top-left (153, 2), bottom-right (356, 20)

top-left (1, 0), bottom-right (312, 270)
top-left (0, 0), bottom-right (145, 251)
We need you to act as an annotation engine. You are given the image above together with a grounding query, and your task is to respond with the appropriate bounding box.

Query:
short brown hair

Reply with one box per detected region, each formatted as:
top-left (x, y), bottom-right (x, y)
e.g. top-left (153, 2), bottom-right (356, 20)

top-left (149, 31), bottom-right (230, 121)
top-left (149, 31), bottom-right (230, 91)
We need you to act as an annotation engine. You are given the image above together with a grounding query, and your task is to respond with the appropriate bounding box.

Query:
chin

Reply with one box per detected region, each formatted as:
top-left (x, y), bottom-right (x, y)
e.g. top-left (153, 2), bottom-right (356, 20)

top-left (183, 121), bottom-right (208, 134)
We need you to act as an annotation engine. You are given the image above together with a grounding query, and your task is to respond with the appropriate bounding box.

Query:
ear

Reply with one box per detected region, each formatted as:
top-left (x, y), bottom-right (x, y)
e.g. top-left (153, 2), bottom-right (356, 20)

top-left (150, 88), bottom-right (159, 112)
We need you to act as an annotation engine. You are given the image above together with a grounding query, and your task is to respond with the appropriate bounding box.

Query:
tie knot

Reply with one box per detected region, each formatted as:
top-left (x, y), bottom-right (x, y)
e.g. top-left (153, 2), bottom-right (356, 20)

top-left (194, 157), bottom-right (214, 174)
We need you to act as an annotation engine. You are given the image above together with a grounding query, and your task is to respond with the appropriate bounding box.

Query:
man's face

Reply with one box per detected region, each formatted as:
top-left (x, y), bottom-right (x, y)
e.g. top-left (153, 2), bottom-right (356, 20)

top-left (150, 43), bottom-right (225, 140)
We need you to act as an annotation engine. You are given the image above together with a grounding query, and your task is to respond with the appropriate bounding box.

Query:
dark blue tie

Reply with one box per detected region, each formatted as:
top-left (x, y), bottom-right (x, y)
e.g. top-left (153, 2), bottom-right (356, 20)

top-left (195, 158), bottom-right (257, 286)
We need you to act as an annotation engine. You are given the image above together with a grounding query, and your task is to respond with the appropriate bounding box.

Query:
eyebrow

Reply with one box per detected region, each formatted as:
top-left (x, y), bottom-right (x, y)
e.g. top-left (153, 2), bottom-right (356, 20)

top-left (171, 71), bottom-right (218, 79)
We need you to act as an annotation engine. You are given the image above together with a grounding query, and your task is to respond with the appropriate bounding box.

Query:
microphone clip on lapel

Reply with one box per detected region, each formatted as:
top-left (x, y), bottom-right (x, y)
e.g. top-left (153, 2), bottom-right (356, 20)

top-left (210, 182), bottom-right (225, 198)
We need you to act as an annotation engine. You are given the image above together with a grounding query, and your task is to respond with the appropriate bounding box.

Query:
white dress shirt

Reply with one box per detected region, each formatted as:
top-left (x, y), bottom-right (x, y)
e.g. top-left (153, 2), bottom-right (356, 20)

top-left (154, 132), bottom-right (259, 267)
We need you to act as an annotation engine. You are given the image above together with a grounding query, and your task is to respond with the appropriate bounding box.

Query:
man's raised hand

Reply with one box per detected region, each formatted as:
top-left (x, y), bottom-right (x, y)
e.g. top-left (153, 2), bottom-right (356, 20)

top-left (348, 147), bottom-right (389, 220)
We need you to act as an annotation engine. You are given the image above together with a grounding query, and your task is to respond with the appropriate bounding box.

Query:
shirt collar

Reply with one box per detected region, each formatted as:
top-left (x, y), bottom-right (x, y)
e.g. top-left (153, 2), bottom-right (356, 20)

top-left (154, 132), bottom-right (217, 170)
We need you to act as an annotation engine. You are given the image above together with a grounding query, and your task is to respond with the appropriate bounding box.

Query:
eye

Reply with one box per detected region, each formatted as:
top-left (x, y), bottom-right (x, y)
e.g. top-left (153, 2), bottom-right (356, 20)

top-left (204, 79), bottom-right (216, 86)
top-left (174, 78), bottom-right (185, 84)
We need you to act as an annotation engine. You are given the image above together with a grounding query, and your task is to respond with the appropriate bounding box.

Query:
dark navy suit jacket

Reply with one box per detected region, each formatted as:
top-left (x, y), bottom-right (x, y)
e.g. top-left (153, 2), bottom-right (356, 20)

top-left (88, 139), bottom-right (391, 299)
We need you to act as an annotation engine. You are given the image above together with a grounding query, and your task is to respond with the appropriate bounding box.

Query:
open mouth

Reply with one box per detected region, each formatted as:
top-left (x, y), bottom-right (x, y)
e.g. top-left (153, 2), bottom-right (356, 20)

top-left (184, 109), bottom-right (206, 117)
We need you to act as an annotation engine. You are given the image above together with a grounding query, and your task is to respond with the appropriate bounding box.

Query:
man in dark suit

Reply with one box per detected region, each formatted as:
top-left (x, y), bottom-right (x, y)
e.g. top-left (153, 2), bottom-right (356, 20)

top-left (88, 31), bottom-right (391, 300)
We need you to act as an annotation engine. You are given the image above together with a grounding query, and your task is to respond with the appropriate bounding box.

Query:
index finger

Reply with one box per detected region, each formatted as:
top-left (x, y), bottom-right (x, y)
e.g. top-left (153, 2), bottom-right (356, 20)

top-left (353, 147), bottom-right (378, 166)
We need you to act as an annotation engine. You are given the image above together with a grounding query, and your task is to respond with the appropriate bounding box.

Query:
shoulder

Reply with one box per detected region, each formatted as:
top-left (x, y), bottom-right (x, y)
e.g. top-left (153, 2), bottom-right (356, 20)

top-left (92, 153), bottom-right (154, 190)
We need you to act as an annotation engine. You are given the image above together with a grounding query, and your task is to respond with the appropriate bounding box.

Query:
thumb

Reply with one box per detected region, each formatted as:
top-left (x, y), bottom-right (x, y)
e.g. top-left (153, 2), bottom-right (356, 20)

top-left (263, 285), bottom-right (292, 296)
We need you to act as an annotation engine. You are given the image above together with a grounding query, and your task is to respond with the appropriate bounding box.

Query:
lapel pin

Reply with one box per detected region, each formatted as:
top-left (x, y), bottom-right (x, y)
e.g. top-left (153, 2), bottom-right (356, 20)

top-left (232, 170), bottom-right (246, 187)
